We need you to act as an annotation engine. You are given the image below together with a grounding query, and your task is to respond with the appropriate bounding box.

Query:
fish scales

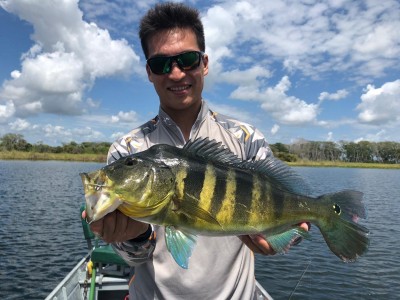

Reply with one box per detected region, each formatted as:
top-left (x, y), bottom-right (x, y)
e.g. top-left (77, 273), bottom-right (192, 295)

top-left (179, 161), bottom-right (281, 232)
top-left (176, 158), bottom-right (314, 234)
top-left (81, 138), bottom-right (369, 269)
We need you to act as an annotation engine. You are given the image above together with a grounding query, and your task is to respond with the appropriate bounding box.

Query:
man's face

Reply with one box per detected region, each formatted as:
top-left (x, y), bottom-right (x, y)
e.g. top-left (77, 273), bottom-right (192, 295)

top-left (146, 28), bottom-right (208, 115)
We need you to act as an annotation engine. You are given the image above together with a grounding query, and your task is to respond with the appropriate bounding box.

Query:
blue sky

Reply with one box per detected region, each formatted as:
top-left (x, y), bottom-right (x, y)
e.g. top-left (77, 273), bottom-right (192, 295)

top-left (1, 0), bottom-right (399, 146)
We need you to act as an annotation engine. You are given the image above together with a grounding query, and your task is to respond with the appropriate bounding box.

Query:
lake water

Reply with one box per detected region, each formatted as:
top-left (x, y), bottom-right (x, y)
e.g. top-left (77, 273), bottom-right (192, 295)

top-left (0, 160), bottom-right (399, 299)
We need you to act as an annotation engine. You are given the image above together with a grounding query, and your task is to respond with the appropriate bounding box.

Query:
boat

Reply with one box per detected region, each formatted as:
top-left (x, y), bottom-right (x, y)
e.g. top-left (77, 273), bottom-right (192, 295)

top-left (45, 206), bottom-right (273, 300)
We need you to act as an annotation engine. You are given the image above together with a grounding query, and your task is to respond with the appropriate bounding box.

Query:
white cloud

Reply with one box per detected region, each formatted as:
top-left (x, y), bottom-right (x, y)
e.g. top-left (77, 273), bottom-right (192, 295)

top-left (9, 118), bottom-right (30, 131)
top-left (271, 124), bottom-right (280, 135)
top-left (218, 66), bottom-right (271, 85)
top-left (319, 89), bottom-right (348, 102)
top-left (0, 101), bottom-right (15, 122)
top-left (199, 1), bottom-right (399, 128)
top-left (327, 131), bottom-right (333, 141)
top-left (0, 0), bottom-right (140, 118)
top-left (202, 0), bottom-right (400, 84)
top-left (357, 79), bottom-right (400, 125)
top-left (354, 129), bottom-right (390, 143)
top-left (43, 124), bottom-right (71, 137)
top-left (40, 123), bottom-right (104, 144)
top-left (86, 98), bottom-right (100, 108)
top-left (230, 76), bottom-right (319, 125)
top-left (111, 111), bottom-right (139, 123)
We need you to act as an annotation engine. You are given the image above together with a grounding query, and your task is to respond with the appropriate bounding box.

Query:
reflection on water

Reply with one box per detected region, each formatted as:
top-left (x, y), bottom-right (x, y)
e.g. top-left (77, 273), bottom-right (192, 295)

top-left (0, 161), bottom-right (399, 299)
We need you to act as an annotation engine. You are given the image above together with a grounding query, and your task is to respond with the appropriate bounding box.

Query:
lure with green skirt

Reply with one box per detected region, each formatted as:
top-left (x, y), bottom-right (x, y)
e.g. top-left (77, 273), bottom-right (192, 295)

top-left (80, 138), bottom-right (369, 269)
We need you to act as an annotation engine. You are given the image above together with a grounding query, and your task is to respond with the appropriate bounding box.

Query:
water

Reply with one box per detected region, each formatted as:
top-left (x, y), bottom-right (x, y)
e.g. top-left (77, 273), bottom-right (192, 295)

top-left (255, 167), bottom-right (400, 299)
top-left (0, 160), bottom-right (101, 299)
top-left (0, 161), bottom-right (399, 299)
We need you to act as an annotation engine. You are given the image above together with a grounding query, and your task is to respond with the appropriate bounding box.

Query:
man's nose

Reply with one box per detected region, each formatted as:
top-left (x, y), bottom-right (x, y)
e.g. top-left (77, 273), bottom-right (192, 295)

top-left (168, 61), bottom-right (186, 80)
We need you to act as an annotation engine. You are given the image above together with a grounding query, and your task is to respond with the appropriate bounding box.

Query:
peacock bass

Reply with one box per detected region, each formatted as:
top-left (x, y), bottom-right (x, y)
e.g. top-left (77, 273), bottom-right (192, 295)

top-left (80, 138), bottom-right (369, 268)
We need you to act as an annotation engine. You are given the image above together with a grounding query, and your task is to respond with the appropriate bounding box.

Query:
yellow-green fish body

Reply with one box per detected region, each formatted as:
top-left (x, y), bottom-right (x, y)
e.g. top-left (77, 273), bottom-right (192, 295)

top-left (81, 138), bottom-right (369, 268)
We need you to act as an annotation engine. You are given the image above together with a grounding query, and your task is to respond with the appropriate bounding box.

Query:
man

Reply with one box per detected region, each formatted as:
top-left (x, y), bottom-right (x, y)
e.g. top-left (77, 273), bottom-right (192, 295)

top-left (88, 3), bottom-right (308, 299)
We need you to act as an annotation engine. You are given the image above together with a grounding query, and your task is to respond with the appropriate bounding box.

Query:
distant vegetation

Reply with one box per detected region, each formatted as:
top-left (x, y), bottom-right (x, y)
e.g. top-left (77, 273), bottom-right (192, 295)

top-left (270, 140), bottom-right (400, 164)
top-left (1, 133), bottom-right (400, 166)
top-left (0, 133), bottom-right (110, 162)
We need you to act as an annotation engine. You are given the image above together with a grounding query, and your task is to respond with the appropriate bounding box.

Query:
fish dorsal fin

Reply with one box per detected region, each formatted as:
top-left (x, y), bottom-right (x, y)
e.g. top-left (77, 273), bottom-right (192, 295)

top-left (184, 138), bottom-right (309, 196)
top-left (183, 138), bottom-right (242, 165)
top-left (239, 155), bottom-right (310, 195)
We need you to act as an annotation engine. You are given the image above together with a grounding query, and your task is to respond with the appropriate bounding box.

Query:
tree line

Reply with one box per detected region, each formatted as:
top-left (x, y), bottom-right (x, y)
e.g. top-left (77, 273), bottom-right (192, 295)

top-left (0, 133), bottom-right (111, 155)
top-left (1, 133), bottom-right (399, 164)
top-left (271, 140), bottom-right (400, 164)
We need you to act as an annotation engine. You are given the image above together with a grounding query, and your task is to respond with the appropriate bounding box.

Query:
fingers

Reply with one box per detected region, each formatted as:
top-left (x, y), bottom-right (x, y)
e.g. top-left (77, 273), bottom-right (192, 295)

top-left (101, 211), bottom-right (118, 242)
top-left (89, 218), bottom-right (105, 238)
top-left (300, 222), bottom-right (311, 231)
top-left (239, 235), bottom-right (276, 255)
top-left (85, 210), bottom-right (150, 244)
top-left (240, 222), bottom-right (311, 256)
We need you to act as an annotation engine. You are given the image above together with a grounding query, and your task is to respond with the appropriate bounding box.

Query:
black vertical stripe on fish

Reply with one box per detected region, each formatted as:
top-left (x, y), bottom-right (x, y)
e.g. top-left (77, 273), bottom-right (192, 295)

top-left (271, 184), bottom-right (285, 220)
top-left (232, 169), bottom-right (253, 224)
top-left (184, 159), bottom-right (207, 203)
top-left (209, 165), bottom-right (228, 216)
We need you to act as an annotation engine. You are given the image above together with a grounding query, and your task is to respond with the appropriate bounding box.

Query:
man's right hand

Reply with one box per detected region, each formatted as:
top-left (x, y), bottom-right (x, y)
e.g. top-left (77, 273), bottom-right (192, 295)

top-left (82, 210), bottom-right (149, 243)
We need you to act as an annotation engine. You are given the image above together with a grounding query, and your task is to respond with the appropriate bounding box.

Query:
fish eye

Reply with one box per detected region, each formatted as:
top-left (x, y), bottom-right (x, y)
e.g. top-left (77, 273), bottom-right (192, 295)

top-left (125, 157), bottom-right (138, 167)
top-left (333, 203), bottom-right (341, 215)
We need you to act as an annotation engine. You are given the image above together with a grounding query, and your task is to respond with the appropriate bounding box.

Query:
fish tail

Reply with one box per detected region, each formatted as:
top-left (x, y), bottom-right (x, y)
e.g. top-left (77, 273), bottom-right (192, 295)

top-left (317, 190), bottom-right (369, 262)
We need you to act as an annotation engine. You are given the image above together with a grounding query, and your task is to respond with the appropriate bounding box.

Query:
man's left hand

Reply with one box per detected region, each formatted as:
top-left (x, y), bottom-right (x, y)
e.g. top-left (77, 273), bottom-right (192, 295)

top-left (239, 222), bottom-right (310, 255)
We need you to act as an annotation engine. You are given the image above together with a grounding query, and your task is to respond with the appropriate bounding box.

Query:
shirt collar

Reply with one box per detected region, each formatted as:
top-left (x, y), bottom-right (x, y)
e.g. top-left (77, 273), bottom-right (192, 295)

top-left (158, 100), bottom-right (209, 129)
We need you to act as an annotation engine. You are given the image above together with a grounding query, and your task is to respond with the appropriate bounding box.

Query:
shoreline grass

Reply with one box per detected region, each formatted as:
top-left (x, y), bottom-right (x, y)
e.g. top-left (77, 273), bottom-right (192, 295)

top-left (1, 151), bottom-right (399, 169)
top-left (288, 160), bottom-right (400, 169)
top-left (0, 151), bottom-right (106, 162)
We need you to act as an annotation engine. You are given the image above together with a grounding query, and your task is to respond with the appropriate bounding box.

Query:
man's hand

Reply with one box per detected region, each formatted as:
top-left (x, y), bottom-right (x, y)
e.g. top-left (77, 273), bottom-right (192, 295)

top-left (239, 222), bottom-right (310, 255)
top-left (82, 210), bottom-right (149, 243)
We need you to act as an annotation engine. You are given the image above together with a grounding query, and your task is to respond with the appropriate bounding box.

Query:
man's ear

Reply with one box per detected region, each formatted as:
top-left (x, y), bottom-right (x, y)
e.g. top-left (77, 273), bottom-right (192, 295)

top-left (202, 54), bottom-right (209, 76)
top-left (146, 64), bottom-right (153, 83)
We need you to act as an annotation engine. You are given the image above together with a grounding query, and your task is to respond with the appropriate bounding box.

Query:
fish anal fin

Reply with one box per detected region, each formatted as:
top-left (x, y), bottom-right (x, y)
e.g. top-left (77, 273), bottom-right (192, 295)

top-left (265, 227), bottom-right (310, 253)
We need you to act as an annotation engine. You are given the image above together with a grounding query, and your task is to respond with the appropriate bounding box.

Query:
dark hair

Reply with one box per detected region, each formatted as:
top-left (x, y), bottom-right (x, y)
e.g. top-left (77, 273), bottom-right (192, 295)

top-left (139, 2), bottom-right (205, 59)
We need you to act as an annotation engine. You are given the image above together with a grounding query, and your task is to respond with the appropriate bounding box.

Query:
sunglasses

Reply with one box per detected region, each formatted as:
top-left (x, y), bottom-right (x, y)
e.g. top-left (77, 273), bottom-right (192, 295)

top-left (147, 51), bottom-right (204, 75)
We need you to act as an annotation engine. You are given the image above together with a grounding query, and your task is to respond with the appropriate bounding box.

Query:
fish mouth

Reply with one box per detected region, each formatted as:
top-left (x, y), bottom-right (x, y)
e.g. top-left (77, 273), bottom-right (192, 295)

top-left (80, 172), bottom-right (107, 192)
top-left (80, 172), bottom-right (120, 222)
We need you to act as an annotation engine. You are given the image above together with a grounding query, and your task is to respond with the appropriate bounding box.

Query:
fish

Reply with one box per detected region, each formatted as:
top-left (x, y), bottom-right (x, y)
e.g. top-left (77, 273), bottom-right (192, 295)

top-left (80, 138), bottom-right (369, 269)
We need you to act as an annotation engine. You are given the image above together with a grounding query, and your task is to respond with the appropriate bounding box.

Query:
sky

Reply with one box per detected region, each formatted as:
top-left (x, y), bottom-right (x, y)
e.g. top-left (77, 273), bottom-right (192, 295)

top-left (0, 0), bottom-right (399, 146)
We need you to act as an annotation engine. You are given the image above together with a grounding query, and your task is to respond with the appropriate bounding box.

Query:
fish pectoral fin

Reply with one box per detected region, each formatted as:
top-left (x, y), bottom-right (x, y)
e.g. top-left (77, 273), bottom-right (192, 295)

top-left (265, 227), bottom-right (310, 254)
top-left (180, 194), bottom-right (222, 228)
top-left (165, 226), bottom-right (197, 269)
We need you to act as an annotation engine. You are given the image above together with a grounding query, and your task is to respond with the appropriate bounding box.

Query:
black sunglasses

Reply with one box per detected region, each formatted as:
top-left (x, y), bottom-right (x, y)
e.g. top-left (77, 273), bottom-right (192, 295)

top-left (147, 51), bottom-right (204, 75)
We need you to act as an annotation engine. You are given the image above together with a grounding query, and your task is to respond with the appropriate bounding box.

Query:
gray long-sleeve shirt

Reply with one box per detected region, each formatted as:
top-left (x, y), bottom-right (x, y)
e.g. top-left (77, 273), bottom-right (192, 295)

top-left (107, 101), bottom-right (272, 300)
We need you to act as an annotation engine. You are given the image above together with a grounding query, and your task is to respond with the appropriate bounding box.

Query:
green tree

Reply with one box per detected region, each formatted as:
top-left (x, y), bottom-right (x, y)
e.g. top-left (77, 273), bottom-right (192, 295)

top-left (0, 133), bottom-right (31, 151)
top-left (377, 142), bottom-right (400, 163)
